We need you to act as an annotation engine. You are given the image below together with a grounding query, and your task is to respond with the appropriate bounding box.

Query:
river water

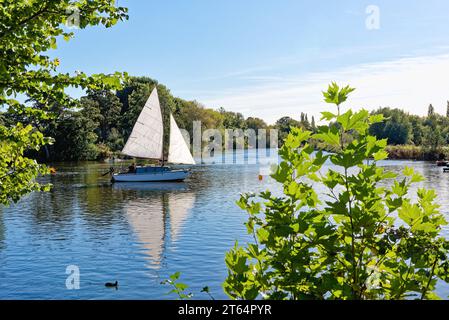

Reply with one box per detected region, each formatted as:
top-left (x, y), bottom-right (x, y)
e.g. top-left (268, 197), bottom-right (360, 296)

top-left (1, 151), bottom-right (449, 299)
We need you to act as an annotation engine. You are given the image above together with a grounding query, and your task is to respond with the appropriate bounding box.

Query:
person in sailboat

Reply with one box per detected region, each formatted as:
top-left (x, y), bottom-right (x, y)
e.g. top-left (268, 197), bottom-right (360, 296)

top-left (128, 162), bottom-right (136, 173)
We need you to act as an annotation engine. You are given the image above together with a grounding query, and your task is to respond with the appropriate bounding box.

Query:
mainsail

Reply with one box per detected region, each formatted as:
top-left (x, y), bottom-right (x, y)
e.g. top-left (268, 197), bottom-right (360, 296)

top-left (121, 88), bottom-right (164, 159)
top-left (168, 113), bottom-right (196, 164)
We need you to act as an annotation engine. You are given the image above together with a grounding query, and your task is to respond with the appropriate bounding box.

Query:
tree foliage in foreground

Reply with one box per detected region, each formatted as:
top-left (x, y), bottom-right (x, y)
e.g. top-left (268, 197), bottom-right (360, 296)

top-left (224, 83), bottom-right (449, 300)
top-left (0, 0), bottom-right (128, 205)
top-left (0, 124), bottom-right (52, 205)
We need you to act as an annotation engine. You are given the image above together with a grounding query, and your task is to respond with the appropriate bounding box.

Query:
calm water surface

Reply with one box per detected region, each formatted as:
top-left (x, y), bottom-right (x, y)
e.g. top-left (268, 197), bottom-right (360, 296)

top-left (1, 152), bottom-right (449, 299)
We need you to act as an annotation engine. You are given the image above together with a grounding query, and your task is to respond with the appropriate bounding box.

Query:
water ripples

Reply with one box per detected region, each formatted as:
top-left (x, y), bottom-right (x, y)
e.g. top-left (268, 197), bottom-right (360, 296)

top-left (0, 158), bottom-right (449, 298)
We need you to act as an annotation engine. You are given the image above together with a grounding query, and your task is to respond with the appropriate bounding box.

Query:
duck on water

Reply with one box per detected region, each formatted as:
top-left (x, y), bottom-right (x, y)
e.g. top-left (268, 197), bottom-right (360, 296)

top-left (107, 87), bottom-right (195, 183)
top-left (105, 281), bottom-right (118, 288)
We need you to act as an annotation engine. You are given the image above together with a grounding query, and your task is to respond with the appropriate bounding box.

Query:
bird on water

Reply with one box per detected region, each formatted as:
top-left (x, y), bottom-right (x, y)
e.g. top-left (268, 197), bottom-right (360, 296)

top-left (105, 281), bottom-right (118, 288)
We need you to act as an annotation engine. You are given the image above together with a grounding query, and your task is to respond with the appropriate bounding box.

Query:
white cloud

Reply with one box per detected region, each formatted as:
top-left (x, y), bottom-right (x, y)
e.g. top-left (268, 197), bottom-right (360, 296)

top-left (198, 53), bottom-right (449, 124)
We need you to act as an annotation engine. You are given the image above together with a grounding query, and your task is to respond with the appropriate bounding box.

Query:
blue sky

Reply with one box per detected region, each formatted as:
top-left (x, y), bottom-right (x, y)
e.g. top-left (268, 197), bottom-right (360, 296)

top-left (56, 0), bottom-right (449, 124)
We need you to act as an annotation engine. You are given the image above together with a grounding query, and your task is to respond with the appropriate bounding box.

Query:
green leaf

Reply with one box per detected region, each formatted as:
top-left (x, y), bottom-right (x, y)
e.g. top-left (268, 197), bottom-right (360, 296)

top-left (373, 150), bottom-right (388, 161)
top-left (257, 227), bottom-right (269, 243)
top-left (348, 110), bottom-right (369, 133)
top-left (413, 222), bottom-right (436, 233)
top-left (313, 131), bottom-right (340, 147)
top-left (321, 111), bottom-right (336, 121)
top-left (369, 114), bottom-right (384, 124)
top-left (170, 272), bottom-right (181, 281)
top-left (337, 110), bottom-right (352, 131)
top-left (403, 166), bottom-right (414, 176)
top-left (50, 37), bottom-right (57, 49)
top-left (322, 82), bottom-right (355, 105)
top-left (398, 202), bottom-right (421, 226)
top-left (175, 282), bottom-right (189, 291)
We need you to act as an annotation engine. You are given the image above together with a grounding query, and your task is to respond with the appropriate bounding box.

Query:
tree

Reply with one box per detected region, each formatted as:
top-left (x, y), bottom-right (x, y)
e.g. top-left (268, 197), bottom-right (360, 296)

top-left (224, 83), bottom-right (449, 300)
top-left (173, 98), bottom-right (223, 134)
top-left (1, 1), bottom-right (128, 114)
top-left (245, 117), bottom-right (267, 131)
top-left (446, 101), bottom-right (449, 118)
top-left (83, 89), bottom-right (122, 143)
top-left (300, 112), bottom-right (310, 129)
top-left (52, 110), bottom-right (100, 161)
top-left (369, 108), bottom-right (411, 145)
top-left (311, 116), bottom-right (316, 132)
top-left (0, 124), bottom-right (52, 205)
top-left (275, 116), bottom-right (301, 132)
top-left (423, 123), bottom-right (443, 154)
top-left (422, 106), bottom-right (444, 157)
top-left (117, 77), bottom-right (158, 140)
top-left (219, 108), bottom-right (247, 129)
top-left (428, 104), bottom-right (435, 117)
top-left (0, 0), bottom-right (128, 205)
top-left (275, 116), bottom-right (301, 144)
top-left (106, 127), bottom-right (124, 152)
top-left (408, 115), bottom-right (425, 146)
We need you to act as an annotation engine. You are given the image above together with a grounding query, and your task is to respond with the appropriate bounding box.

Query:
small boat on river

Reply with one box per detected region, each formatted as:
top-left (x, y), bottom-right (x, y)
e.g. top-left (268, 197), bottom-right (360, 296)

top-left (111, 87), bottom-right (195, 183)
top-left (436, 160), bottom-right (448, 167)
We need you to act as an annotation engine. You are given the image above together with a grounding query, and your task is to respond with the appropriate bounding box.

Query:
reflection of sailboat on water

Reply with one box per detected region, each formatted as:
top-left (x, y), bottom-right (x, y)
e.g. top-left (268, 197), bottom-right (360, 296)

top-left (113, 182), bottom-right (188, 192)
top-left (112, 88), bottom-right (195, 182)
top-left (122, 187), bottom-right (195, 268)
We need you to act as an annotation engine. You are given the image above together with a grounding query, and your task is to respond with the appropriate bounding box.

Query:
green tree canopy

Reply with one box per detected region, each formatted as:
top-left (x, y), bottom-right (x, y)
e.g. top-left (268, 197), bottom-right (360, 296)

top-left (369, 108), bottom-right (411, 145)
top-left (245, 117), bottom-right (268, 131)
top-left (0, 0), bottom-right (128, 205)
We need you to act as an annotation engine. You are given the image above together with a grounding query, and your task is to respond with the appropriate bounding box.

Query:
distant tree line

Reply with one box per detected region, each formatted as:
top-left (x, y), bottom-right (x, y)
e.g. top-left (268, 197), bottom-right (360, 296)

top-left (368, 104), bottom-right (449, 159)
top-left (0, 77), bottom-right (314, 161)
top-left (1, 76), bottom-right (448, 161)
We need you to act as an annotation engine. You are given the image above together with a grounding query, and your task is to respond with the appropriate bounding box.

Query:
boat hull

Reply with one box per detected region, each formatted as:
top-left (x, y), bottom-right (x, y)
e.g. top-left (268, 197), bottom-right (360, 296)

top-left (112, 169), bottom-right (190, 182)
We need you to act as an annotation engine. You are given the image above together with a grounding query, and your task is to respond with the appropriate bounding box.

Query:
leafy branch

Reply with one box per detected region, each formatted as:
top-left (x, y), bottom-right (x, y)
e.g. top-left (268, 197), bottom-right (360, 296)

top-left (223, 83), bottom-right (449, 300)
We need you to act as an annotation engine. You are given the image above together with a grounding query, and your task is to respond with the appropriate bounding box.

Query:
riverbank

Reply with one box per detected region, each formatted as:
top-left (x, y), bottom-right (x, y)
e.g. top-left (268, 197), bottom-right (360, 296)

top-left (386, 145), bottom-right (449, 161)
top-left (46, 145), bottom-right (449, 164)
top-left (314, 141), bottom-right (449, 162)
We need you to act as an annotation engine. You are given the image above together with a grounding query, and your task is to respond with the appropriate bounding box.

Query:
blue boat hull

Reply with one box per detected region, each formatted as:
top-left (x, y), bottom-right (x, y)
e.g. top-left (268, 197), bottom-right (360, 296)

top-left (112, 166), bottom-right (190, 183)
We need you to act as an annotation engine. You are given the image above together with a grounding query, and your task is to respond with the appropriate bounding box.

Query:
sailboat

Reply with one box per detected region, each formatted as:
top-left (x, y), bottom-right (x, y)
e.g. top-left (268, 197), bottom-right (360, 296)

top-left (112, 87), bottom-right (195, 182)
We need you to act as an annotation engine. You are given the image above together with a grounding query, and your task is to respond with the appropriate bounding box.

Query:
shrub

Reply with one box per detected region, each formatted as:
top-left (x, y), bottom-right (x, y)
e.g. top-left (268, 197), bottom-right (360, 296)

top-left (386, 145), bottom-right (423, 160)
top-left (95, 143), bottom-right (113, 161)
top-left (224, 83), bottom-right (449, 300)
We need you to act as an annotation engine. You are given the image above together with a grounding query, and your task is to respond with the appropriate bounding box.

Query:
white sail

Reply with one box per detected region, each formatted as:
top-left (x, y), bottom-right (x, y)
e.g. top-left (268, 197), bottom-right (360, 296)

top-left (121, 88), bottom-right (163, 159)
top-left (168, 113), bottom-right (195, 164)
